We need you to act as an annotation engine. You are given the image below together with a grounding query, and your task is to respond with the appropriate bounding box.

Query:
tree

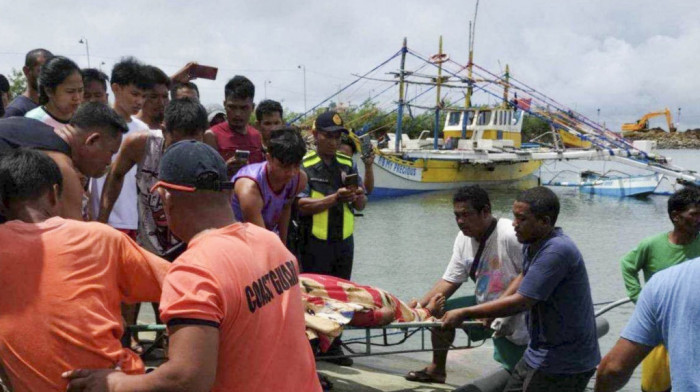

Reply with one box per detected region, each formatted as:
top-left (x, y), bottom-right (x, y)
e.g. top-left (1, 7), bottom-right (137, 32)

top-left (521, 114), bottom-right (551, 143)
top-left (7, 68), bottom-right (26, 99)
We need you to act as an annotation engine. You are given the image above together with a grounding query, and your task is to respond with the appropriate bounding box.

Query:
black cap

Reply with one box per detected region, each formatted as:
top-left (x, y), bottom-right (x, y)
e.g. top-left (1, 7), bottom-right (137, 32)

top-left (150, 140), bottom-right (233, 193)
top-left (313, 110), bottom-right (348, 133)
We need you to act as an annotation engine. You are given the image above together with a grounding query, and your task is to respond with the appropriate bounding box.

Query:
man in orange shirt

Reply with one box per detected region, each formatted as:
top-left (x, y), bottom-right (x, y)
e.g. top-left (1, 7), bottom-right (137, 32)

top-left (65, 140), bottom-right (321, 392)
top-left (0, 148), bottom-right (169, 392)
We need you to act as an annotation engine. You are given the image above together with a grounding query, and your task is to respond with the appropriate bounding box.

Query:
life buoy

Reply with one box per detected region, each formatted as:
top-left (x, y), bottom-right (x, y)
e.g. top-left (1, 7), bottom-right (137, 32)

top-left (429, 53), bottom-right (449, 64)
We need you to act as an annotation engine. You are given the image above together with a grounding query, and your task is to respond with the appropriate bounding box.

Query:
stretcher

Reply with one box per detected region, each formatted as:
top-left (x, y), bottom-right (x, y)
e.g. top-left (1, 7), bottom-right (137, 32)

top-left (128, 320), bottom-right (488, 360)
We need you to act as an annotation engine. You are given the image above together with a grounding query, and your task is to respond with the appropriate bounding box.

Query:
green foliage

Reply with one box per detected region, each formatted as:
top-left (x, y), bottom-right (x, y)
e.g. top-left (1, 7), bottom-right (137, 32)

top-left (521, 114), bottom-right (550, 142)
top-left (8, 68), bottom-right (26, 99)
top-left (284, 99), bottom-right (448, 139)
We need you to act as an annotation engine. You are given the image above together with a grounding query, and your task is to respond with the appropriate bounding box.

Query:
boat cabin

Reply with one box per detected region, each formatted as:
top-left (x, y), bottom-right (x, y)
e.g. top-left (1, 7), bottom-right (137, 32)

top-left (442, 108), bottom-right (524, 147)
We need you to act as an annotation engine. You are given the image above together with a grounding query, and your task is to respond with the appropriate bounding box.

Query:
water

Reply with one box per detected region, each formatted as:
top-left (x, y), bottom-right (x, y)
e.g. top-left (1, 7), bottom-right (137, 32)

top-left (349, 149), bottom-right (698, 389)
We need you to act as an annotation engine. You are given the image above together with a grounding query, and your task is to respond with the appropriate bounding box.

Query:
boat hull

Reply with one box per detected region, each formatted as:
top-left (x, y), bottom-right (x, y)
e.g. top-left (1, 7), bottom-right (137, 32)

top-left (363, 153), bottom-right (542, 198)
top-left (579, 174), bottom-right (662, 197)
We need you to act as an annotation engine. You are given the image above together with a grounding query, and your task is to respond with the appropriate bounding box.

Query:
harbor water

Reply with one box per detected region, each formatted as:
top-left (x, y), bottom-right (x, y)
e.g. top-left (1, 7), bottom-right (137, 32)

top-left (345, 149), bottom-right (698, 390)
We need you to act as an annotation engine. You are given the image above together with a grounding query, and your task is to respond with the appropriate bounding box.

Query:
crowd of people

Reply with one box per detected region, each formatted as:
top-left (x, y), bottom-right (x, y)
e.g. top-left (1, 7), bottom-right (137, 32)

top-left (0, 48), bottom-right (698, 392)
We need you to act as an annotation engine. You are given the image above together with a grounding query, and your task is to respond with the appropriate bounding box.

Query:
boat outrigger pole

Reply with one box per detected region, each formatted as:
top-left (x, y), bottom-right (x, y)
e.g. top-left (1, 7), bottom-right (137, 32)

top-left (395, 38), bottom-right (408, 153)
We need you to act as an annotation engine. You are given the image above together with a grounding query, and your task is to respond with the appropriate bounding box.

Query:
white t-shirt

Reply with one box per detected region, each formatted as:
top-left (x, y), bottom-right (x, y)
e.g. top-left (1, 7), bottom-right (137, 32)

top-left (442, 218), bottom-right (528, 345)
top-left (25, 106), bottom-right (69, 129)
top-left (89, 117), bottom-right (148, 230)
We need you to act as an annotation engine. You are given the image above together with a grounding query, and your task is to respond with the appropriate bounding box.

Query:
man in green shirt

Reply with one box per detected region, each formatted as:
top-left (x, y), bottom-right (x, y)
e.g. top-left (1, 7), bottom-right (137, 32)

top-left (620, 185), bottom-right (700, 392)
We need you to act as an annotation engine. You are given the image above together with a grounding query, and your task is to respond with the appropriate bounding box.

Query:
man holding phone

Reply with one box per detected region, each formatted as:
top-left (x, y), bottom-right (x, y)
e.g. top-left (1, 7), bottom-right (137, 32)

top-left (204, 75), bottom-right (264, 177)
top-left (298, 110), bottom-right (366, 366)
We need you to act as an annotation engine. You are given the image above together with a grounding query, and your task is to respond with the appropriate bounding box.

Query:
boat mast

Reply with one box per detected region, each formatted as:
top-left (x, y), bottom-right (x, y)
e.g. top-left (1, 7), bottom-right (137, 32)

top-left (395, 37), bottom-right (408, 153)
top-left (503, 64), bottom-right (510, 106)
top-left (433, 36), bottom-right (444, 149)
top-left (463, 0), bottom-right (479, 139)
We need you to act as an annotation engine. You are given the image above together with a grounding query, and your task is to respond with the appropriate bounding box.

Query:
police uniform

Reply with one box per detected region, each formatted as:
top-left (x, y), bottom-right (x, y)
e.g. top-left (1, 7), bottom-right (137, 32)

top-left (299, 149), bottom-right (358, 279)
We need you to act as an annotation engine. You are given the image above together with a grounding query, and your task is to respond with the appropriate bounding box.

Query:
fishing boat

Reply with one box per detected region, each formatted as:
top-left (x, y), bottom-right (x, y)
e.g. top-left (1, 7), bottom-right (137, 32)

top-left (289, 14), bottom-right (699, 199)
top-left (547, 171), bottom-right (663, 197)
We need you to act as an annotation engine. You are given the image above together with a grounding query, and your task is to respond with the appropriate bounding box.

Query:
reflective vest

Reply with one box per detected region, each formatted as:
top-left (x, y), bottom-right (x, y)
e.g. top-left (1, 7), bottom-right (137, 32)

top-left (301, 150), bottom-right (355, 241)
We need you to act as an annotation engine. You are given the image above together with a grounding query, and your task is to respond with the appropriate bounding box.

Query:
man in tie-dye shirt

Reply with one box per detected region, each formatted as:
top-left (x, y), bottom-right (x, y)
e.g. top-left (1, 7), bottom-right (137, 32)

top-left (406, 185), bottom-right (527, 384)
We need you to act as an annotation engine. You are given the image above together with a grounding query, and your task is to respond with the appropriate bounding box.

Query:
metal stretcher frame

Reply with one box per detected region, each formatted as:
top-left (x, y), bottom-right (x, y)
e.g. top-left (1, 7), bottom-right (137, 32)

top-left (128, 321), bottom-right (487, 360)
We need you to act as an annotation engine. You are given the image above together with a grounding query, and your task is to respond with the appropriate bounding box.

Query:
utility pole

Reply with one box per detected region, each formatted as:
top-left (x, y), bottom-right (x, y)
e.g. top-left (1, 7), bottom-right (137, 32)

top-left (297, 65), bottom-right (307, 118)
top-left (79, 37), bottom-right (91, 68)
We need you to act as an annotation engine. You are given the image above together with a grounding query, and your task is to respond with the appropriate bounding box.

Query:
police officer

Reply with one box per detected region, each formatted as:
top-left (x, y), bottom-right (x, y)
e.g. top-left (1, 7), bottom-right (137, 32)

top-left (298, 110), bottom-right (366, 281)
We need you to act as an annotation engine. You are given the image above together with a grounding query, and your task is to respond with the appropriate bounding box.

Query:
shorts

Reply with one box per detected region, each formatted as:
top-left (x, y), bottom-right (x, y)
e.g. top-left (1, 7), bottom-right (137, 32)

top-left (503, 358), bottom-right (595, 392)
top-left (445, 296), bottom-right (527, 372)
top-left (641, 344), bottom-right (671, 392)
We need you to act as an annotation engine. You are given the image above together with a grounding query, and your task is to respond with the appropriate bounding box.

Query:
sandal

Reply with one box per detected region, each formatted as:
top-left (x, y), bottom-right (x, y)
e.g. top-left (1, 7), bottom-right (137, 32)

top-left (404, 368), bottom-right (446, 384)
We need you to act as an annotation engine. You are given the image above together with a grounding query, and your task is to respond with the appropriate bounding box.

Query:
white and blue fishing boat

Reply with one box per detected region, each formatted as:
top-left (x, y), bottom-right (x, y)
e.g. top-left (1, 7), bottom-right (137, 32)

top-left (548, 171), bottom-right (663, 197)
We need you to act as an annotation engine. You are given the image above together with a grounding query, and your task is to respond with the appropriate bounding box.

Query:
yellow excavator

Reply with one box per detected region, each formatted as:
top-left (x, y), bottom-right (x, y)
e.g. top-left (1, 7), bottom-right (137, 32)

top-left (621, 108), bottom-right (676, 133)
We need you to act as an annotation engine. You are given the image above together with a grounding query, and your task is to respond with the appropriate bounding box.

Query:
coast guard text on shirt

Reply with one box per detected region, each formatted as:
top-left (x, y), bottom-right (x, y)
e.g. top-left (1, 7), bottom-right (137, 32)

top-left (245, 260), bottom-right (299, 313)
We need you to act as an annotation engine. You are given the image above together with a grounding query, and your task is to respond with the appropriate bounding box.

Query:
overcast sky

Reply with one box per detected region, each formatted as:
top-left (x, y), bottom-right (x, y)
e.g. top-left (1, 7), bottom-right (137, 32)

top-left (1, 0), bottom-right (699, 130)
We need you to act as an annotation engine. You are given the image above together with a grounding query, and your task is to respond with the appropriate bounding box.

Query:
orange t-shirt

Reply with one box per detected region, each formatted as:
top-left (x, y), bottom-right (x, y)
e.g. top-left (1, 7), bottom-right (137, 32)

top-left (0, 217), bottom-right (170, 392)
top-left (160, 222), bottom-right (321, 392)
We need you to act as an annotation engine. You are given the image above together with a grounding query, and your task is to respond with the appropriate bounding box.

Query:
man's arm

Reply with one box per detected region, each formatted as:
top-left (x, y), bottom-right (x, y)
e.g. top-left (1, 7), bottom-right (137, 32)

top-left (64, 324), bottom-right (219, 392)
top-left (416, 279), bottom-right (461, 308)
top-left (442, 292), bottom-right (537, 328)
top-left (361, 152), bottom-right (374, 195)
top-left (234, 178), bottom-right (265, 228)
top-left (278, 172), bottom-right (307, 244)
top-left (620, 246), bottom-right (645, 302)
top-left (594, 338), bottom-right (653, 392)
top-left (45, 151), bottom-right (84, 221)
top-left (500, 273), bottom-right (523, 298)
top-left (97, 133), bottom-right (146, 223)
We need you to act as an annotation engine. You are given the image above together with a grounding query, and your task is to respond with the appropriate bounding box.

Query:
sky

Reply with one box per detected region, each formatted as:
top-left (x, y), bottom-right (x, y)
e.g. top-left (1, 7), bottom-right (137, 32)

top-left (1, 0), bottom-right (699, 130)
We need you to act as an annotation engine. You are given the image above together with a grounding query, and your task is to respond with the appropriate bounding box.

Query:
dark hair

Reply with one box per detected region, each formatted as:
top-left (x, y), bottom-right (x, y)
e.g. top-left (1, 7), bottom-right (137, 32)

top-left (170, 81), bottom-right (199, 100)
top-left (110, 57), bottom-right (152, 89)
top-left (38, 56), bottom-right (82, 105)
top-left (267, 127), bottom-right (307, 165)
top-left (70, 102), bottom-right (128, 137)
top-left (516, 186), bottom-right (560, 225)
top-left (0, 148), bottom-right (63, 208)
top-left (0, 74), bottom-right (9, 92)
top-left (82, 68), bottom-right (109, 90)
top-left (25, 48), bottom-right (53, 68)
top-left (340, 134), bottom-right (357, 155)
top-left (453, 185), bottom-right (491, 213)
top-left (165, 98), bottom-right (208, 136)
top-left (668, 185), bottom-right (700, 220)
top-left (224, 75), bottom-right (255, 101)
top-left (255, 99), bottom-right (283, 122)
top-left (144, 65), bottom-right (171, 89)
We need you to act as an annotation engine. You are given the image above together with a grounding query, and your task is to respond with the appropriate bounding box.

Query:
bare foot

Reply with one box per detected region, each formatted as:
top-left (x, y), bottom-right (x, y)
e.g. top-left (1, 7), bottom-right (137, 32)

top-left (426, 294), bottom-right (445, 319)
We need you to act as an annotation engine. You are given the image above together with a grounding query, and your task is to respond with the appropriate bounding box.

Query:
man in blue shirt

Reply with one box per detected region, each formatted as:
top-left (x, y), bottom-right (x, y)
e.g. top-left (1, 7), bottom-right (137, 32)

top-left (595, 257), bottom-right (700, 391)
top-left (443, 186), bottom-right (600, 391)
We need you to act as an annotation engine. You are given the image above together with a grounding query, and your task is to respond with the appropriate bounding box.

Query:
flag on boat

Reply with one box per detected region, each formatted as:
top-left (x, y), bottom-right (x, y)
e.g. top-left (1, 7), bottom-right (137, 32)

top-left (516, 97), bottom-right (532, 111)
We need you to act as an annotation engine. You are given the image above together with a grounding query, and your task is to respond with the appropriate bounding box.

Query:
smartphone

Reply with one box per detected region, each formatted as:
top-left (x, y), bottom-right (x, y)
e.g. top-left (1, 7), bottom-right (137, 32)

top-left (190, 64), bottom-right (218, 80)
top-left (343, 173), bottom-right (359, 187)
top-left (235, 150), bottom-right (250, 162)
top-left (360, 135), bottom-right (373, 160)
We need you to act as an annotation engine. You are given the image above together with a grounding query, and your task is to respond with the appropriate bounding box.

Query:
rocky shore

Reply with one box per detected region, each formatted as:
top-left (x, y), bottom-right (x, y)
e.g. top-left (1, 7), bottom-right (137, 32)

top-left (623, 128), bottom-right (700, 149)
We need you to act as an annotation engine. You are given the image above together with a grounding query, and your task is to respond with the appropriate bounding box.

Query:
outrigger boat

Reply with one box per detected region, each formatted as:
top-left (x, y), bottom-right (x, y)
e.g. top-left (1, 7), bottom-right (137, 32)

top-left (547, 171), bottom-right (663, 197)
top-left (288, 15), bottom-right (699, 197)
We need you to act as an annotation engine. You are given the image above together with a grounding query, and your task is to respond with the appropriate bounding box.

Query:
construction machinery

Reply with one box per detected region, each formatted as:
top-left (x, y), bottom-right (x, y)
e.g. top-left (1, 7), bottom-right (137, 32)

top-left (622, 108), bottom-right (676, 133)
